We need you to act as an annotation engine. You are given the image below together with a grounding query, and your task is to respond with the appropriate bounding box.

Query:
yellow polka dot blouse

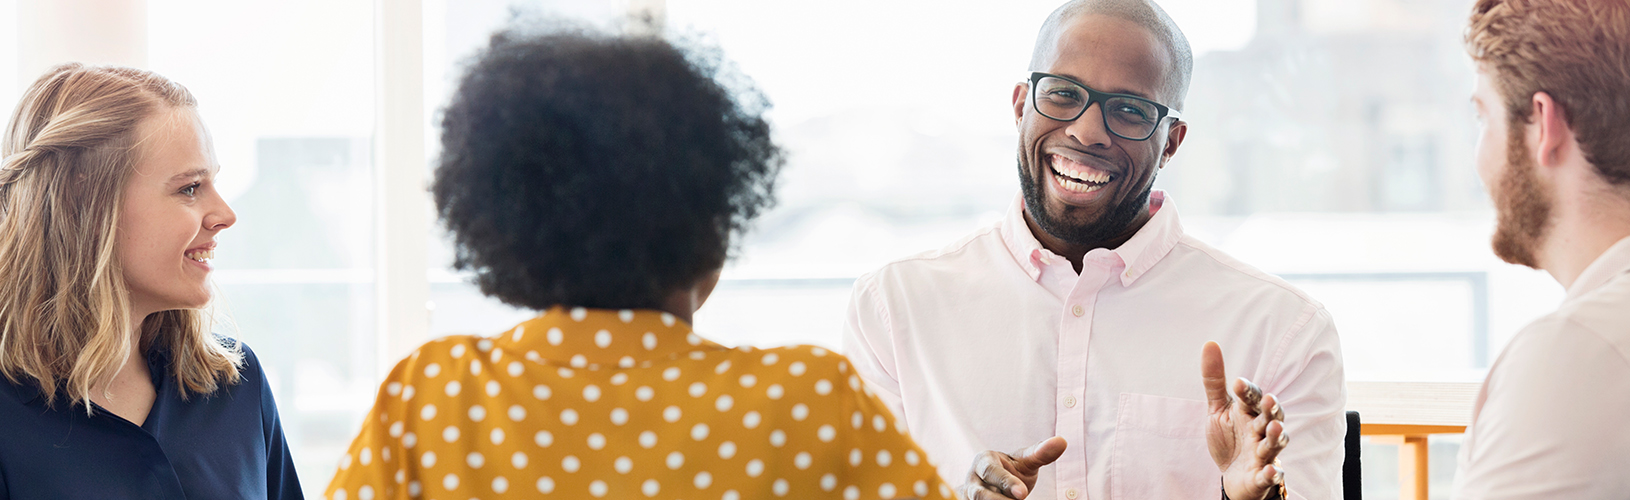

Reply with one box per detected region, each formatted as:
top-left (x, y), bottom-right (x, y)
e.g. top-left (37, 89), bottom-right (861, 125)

top-left (326, 306), bottom-right (953, 500)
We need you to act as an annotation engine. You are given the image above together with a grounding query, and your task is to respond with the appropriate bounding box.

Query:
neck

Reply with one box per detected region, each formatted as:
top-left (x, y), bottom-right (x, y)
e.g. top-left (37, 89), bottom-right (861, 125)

top-left (124, 303), bottom-right (160, 363)
top-left (1024, 207), bottom-right (1152, 273)
top-left (658, 295), bottom-right (697, 325)
top-left (1538, 184), bottom-right (1630, 289)
top-left (657, 271), bottom-right (721, 326)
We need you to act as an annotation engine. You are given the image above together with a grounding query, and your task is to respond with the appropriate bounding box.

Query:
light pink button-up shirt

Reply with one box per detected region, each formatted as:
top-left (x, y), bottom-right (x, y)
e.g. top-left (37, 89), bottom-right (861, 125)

top-left (843, 191), bottom-right (1347, 500)
top-left (1452, 236), bottom-right (1630, 498)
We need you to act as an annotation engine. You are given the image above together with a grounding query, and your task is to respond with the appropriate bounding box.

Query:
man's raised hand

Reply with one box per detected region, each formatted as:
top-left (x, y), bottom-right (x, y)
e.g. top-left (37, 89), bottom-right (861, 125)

top-left (1203, 341), bottom-right (1289, 500)
top-left (957, 437), bottom-right (1067, 499)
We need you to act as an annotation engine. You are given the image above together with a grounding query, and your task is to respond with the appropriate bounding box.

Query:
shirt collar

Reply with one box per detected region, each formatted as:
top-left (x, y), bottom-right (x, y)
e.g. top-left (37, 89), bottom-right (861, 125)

top-left (999, 189), bottom-right (1185, 287)
top-left (495, 306), bottom-right (727, 368)
top-left (6, 345), bottom-right (172, 407)
top-left (7, 375), bottom-right (44, 405)
top-left (1565, 235), bottom-right (1630, 301)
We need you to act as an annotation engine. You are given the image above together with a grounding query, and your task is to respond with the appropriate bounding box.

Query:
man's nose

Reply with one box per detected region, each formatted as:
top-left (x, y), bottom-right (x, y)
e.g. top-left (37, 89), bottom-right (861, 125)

top-left (1064, 103), bottom-right (1114, 148)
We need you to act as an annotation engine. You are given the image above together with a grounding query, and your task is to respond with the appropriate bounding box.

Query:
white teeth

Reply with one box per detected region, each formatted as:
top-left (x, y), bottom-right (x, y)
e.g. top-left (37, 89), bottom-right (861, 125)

top-left (1056, 174), bottom-right (1105, 193)
top-left (186, 249), bottom-right (214, 263)
top-left (1050, 155), bottom-right (1113, 184)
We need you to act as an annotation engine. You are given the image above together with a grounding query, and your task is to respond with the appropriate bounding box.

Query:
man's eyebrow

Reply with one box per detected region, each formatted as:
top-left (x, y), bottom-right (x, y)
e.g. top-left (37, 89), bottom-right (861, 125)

top-left (1055, 72), bottom-right (1155, 99)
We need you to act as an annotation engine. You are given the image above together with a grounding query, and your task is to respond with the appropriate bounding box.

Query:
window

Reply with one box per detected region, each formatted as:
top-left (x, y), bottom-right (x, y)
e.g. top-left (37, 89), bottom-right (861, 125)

top-left (1, 1), bottom-right (1562, 498)
top-left (145, 1), bottom-right (380, 494)
top-left (660, 0), bottom-right (1556, 497)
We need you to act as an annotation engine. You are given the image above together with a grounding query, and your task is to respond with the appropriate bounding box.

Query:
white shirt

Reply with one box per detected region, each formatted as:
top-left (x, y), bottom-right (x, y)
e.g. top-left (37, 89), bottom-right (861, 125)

top-left (843, 191), bottom-right (1347, 500)
top-left (1453, 236), bottom-right (1630, 498)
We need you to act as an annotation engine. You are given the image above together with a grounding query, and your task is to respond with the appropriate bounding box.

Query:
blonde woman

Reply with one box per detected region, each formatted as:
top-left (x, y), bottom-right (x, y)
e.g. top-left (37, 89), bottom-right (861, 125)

top-left (0, 65), bottom-right (301, 498)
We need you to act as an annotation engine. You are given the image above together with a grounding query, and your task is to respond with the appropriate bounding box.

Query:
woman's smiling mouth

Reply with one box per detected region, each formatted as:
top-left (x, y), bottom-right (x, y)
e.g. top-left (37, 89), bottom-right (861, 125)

top-left (185, 246), bottom-right (215, 270)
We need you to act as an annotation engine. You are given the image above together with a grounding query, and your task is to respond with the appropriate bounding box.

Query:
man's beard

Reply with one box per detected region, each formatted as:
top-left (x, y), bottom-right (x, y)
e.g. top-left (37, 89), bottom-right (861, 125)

top-left (1018, 152), bottom-right (1154, 247)
top-left (1490, 125), bottom-right (1553, 268)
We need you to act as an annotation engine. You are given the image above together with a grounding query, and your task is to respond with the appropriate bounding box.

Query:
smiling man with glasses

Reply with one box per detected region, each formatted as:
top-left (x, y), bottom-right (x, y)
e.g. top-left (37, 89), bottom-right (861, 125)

top-left (841, 1), bottom-right (1348, 499)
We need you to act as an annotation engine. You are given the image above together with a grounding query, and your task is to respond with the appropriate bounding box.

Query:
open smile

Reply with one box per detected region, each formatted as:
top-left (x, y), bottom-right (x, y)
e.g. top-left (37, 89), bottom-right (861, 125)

top-left (185, 246), bottom-right (215, 271)
top-left (1048, 153), bottom-right (1116, 194)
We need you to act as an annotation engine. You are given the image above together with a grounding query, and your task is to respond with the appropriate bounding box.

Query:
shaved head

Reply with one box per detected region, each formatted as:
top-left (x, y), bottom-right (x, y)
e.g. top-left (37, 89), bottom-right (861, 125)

top-left (1029, 0), bottom-right (1193, 110)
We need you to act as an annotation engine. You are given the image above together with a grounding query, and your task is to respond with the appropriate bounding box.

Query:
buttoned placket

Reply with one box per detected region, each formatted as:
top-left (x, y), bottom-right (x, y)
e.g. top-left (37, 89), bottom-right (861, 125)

top-left (1053, 248), bottom-right (1125, 500)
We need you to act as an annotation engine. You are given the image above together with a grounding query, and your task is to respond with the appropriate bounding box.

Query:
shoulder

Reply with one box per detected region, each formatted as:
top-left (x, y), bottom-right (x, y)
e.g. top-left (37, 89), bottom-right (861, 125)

top-left (1461, 306), bottom-right (1630, 493)
top-left (222, 335), bottom-right (259, 370)
top-left (1478, 313), bottom-right (1630, 425)
top-left (715, 344), bottom-right (897, 427)
top-left (390, 334), bottom-right (486, 378)
top-left (717, 344), bottom-right (848, 380)
top-left (368, 334), bottom-right (492, 406)
top-left (865, 225), bottom-right (1007, 281)
top-left (1166, 235), bottom-right (1326, 311)
top-left (215, 336), bottom-right (266, 390)
top-left (1496, 312), bottom-right (1630, 381)
top-left (1544, 274), bottom-right (1630, 362)
top-left (711, 344), bottom-right (858, 402)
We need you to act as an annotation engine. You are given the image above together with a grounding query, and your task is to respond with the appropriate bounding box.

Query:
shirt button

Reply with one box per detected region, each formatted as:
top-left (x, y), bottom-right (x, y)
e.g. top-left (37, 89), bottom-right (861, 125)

top-left (1063, 396), bottom-right (1077, 408)
top-left (1066, 488), bottom-right (1079, 499)
top-left (1071, 305), bottom-right (1084, 317)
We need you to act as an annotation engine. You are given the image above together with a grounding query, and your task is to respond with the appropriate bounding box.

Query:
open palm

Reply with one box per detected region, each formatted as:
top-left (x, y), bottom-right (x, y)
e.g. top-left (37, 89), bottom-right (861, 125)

top-left (1203, 341), bottom-right (1288, 500)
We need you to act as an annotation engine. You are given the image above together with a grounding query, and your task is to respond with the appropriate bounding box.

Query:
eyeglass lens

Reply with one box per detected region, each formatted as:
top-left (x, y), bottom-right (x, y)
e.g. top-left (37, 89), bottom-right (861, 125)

top-left (1033, 76), bottom-right (1161, 140)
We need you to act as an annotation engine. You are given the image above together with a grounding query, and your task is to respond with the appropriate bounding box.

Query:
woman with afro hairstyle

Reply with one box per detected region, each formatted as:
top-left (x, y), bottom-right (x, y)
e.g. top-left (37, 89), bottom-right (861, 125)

top-left (326, 24), bottom-right (953, 500)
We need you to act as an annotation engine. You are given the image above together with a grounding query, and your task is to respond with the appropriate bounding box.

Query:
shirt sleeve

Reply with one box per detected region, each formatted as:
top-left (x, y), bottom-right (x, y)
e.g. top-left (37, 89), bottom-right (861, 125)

top-left (1261, 306), bottom-right (1347, 500)
top-left (841, 274), bottom-right (909, 427)
top-left (831, 358), bottom-right (954, 500)
top-left (1451, 317), bottom-right (1630, 499)
top-left (249, 345), bottom-right (305, 500)
top-left (327, 353), bottom-right (421, 500)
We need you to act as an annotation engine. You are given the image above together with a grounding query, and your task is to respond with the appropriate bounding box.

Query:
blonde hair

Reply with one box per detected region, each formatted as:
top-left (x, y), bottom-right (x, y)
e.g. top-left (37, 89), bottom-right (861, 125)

top-left (0, 64), bottom-right (241, 409)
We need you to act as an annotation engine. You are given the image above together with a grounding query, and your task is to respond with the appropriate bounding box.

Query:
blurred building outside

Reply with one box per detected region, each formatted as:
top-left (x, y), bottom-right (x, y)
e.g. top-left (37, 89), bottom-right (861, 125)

top-left (0, 0), bottom-right (1565, 497)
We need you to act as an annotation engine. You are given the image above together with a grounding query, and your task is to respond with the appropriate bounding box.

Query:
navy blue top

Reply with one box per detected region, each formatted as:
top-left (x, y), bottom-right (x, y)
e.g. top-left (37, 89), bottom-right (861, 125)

top-left (0, 340), bottom-right (302, 499)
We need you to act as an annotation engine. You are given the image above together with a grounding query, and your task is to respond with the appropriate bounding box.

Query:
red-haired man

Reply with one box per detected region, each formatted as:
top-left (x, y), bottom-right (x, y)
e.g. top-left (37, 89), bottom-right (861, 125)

top-left (1456, 0), bottom-right (1630, 496)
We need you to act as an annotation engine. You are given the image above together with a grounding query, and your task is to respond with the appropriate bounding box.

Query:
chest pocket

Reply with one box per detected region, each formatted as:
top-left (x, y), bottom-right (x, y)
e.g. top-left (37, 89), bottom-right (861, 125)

top-left (1109, 393), bottom-right (1216, 500)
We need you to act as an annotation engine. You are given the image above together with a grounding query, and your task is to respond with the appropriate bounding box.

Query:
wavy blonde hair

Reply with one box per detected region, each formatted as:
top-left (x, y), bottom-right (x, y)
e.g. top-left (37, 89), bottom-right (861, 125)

top-left (0, 64), bottom-right (241, 409)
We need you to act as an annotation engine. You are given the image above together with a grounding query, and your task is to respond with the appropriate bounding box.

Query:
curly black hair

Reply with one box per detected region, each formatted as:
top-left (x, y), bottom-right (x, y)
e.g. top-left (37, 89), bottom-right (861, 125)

top-left (433, 25), bottom-right (782, 311)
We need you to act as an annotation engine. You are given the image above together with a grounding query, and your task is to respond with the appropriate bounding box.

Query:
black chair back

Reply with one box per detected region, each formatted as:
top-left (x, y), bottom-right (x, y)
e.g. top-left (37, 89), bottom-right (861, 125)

top-left (1343, 410), bottom-right (1362, 500)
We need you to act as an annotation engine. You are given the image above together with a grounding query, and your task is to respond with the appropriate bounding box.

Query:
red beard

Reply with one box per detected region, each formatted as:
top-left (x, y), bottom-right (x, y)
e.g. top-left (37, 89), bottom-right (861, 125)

top-left (1490, 125), bottom-right (1553, 269)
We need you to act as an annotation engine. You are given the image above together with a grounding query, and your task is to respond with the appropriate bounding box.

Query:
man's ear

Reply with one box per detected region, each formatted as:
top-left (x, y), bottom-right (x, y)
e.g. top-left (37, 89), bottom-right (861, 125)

top-left (1161, 120), bottom-right (1188, 167)
top-left (1012, 82), bottom-right (1028, 129)
top-left (1530, 91), bottom-right (1575, 169)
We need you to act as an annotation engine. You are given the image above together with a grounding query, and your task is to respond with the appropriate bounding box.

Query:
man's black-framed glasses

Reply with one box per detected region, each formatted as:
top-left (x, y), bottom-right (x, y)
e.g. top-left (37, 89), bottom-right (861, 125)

top-left (1027, 71), bottom-right (1182, 141)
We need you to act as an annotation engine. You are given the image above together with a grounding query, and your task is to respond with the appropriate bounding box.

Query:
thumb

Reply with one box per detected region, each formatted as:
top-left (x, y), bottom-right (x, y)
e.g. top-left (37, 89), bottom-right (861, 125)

top-left (1014, 436), bottom-right (1068, 471)
top-left (1201, 341), bottom-right (1230, 413)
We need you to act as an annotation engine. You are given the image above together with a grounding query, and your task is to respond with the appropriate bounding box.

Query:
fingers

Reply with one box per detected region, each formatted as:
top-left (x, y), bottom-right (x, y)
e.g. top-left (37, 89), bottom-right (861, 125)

top-left (1252, 395), bottom-right (1290, 465)
top-left (1256, 420), bottom-right (1289, 463)
top-left (1248, 394), bottom-right (1283, 432)
top-left (1232, 377), bottom-right (1264, 417)
top-left (1012, 436), bottom-right (1068, 471)
top-left (1255, 462), bottom-right (1285, 489)
top-left (957, 482), bottom-right (1021, 500)
top-left (1201, 342), bottom-right (1231, 413)
top-left (960, 438), bottom-right (1066, 500)
top-left (1248, 394), bottom-right (1286, 440)
top-left (1258, 394), bottom-right (1284, 426)
top-left (969, 451), bottom-right (1029, 499)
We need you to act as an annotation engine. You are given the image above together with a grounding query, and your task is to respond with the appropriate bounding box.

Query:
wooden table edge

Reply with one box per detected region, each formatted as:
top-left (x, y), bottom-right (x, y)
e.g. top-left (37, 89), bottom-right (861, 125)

top-left (1359, 424), bottom-right (1467, 436)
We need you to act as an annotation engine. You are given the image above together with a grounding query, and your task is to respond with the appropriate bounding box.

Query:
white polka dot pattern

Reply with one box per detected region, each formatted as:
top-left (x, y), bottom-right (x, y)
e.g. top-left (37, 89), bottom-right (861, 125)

top-left (325, 306), bottom-right (949, 499)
